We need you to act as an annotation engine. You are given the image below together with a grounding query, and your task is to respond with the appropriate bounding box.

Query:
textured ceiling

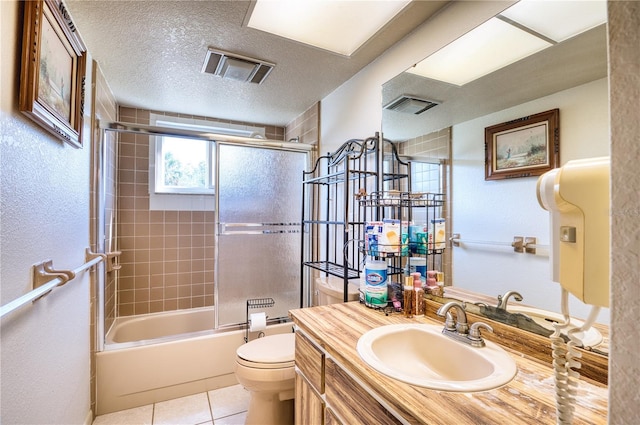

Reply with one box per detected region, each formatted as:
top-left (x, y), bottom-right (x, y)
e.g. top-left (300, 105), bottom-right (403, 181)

top-left (65, 0), bottom-right (449, 126)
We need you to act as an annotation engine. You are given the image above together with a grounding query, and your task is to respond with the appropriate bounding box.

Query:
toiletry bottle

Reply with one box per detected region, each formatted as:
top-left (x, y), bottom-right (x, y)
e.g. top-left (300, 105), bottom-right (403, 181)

top-left (426, 270), bottom-right (437, 287)
top-left (412, 274), bottom-right (424, 315)
top-left (403, 277), bottom-right (414, 317)
top-left (408, 257), bottom-right (427, 277)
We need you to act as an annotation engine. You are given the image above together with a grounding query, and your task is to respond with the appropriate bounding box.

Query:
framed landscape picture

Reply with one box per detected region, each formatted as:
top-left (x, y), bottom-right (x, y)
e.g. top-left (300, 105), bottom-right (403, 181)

top-left (485, 109), bottom-right (559, 181)
top-left (19, 0), bottom-right (86, 148)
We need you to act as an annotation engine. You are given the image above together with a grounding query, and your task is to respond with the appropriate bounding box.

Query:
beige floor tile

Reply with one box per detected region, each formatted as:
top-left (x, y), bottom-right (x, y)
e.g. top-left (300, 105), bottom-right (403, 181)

top-left (153, 393), bottom-right (212, 425)
top-left (208, 385), bottom-right (250, 419)
top-left (214, 411), bottom-right (247, 425)
top-left (92, 404), bottom-right (153, 425)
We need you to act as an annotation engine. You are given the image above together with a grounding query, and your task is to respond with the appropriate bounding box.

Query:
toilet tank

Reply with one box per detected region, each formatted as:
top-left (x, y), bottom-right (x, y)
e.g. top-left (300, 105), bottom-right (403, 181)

top-left (315, 276), bottom-right (360, 305)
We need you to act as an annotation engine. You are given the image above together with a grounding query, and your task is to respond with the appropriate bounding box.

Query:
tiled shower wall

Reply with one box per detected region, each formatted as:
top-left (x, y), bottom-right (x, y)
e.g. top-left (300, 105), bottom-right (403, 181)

top-left (285, 101), bottom-right (319, 147)
top-left (397, 127), bottom-right (452, 285)
top-left (116, 107), bottom-right (286, 316)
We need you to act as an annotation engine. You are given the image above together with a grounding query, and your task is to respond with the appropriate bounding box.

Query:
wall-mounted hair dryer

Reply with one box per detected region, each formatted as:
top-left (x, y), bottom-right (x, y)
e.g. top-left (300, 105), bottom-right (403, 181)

top-left (536, 157), bottom-right (610, 308)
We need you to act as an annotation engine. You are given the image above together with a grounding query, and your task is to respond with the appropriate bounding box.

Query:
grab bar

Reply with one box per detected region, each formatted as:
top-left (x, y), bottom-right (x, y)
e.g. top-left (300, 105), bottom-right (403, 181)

top-left (0, 248), bottom-right (106, 319)
top-left (450, 234), bottom-right (549, 255)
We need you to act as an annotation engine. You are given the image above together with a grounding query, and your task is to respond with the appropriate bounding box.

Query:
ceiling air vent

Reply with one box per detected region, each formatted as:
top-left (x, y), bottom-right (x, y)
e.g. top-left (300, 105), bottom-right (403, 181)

top-left (202, 48), bottom-right (275, 84)
top-left (384, 95), bottom-right (440, 115)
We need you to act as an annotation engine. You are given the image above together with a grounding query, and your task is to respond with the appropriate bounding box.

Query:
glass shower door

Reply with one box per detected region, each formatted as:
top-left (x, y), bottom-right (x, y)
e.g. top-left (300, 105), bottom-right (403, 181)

top-left (216, 143), bottom-right (308, 328)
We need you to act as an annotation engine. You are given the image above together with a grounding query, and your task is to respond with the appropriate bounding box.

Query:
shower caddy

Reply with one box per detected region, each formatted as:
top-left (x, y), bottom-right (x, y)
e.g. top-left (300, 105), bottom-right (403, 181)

top-left (300, 133), bottom-right (445, 307)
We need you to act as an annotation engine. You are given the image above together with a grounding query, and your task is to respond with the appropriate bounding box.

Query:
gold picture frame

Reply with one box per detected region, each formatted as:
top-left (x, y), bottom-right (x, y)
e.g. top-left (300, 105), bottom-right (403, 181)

top-left (485, 109), bottom-right (560, 181)
top-left (19, 0), bottom-right (86, 148)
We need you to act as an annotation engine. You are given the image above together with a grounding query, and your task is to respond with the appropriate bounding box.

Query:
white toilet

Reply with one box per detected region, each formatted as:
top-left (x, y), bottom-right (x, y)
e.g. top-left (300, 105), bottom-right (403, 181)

top-left (235, 333), bottom-right (296, 425)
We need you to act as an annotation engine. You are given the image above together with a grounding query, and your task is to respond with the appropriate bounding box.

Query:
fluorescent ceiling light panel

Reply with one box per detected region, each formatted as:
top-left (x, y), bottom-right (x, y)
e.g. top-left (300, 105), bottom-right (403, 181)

top-left (500, 0), bottom-right (607, 42)
top-left (247, 0), bottom-right (411, 56)
top-left (407, 18), bottom-right (552, 86)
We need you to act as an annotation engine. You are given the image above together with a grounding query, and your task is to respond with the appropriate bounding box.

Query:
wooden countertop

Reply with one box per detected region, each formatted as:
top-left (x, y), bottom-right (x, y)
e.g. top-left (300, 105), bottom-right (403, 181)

top-left (290, 302), bottom-right (607, 425)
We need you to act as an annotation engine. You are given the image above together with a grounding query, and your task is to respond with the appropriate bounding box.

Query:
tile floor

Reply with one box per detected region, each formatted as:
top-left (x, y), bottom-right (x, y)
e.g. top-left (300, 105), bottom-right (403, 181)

top-left (92, 385), bottom-right (249, 425)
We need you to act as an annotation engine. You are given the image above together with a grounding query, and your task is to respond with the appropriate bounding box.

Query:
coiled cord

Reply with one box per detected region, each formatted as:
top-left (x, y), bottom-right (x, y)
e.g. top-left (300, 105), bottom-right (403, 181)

top-left (551, 289), bottom-right (601, 424)
top-left (551, 290), bottom-right (574, 424)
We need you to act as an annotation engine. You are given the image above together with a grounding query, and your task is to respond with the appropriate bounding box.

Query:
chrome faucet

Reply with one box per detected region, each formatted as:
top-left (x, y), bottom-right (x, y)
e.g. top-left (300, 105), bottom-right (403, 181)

top-left (437, 301), bottom-right (469, 334)
top-left (496, 290), bottom-right (523, 310)
top-left (437, 301), bottom-right (494, 347)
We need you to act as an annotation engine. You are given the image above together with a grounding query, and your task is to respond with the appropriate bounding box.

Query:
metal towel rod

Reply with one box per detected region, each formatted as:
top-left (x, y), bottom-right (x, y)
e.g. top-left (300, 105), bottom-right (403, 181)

top-left (450, 234), bottom-right (549, 255)
top-left (0, 248), bottom-right (107, 319)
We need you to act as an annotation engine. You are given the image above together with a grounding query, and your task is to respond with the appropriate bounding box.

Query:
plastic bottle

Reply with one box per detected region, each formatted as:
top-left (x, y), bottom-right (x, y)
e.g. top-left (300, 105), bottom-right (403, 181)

top-left (408, 257), bottom-right (427, 277)
top-left (364, 257), bottom-right (388, 308)
top-left (413, 273), bottom-right (424, 315)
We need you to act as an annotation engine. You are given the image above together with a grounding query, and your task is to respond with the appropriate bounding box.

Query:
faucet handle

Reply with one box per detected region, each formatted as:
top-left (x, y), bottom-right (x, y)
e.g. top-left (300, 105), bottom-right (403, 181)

top-left (468, 322), bottom-right (494, 347)
top-left (443, 311), bottom-right (457, 332)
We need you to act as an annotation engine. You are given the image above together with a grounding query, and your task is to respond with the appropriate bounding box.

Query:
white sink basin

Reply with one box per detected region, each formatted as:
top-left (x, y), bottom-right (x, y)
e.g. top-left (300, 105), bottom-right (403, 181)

top-left (357, 324), bottom-right (517, 392)
top-left (507, 305), bottom-right (603, 348)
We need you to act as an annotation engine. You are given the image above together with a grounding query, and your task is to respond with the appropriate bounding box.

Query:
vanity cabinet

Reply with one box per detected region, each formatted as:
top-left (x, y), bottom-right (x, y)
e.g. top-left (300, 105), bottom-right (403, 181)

top-left (295, 328), bottom-right (404, 425)
top-left (295, 371), bottom-right (323, 425)
top-left (324, 407), bottom-right (341, 425)
top-left (294, 330), bottom-right (325, 425)
top-left (325, 358), bottom-right (402, 425)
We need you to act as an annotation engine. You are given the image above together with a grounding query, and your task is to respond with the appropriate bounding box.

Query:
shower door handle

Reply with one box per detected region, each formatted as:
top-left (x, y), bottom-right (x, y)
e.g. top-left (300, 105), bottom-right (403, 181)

top-left (218, 222), bottom-right (301, 235)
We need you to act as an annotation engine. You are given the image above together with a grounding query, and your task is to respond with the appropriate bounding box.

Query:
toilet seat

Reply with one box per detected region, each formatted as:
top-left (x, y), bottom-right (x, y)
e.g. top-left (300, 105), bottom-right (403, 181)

top-left (236, 333), bottom-right (295, 370)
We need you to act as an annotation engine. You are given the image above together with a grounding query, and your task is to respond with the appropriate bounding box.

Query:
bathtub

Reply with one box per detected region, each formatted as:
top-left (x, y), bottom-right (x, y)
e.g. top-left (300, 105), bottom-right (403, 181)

top-left (105, 306), bottom-right (218, 345)
top-left (96, 307), bottom-right (294, 415)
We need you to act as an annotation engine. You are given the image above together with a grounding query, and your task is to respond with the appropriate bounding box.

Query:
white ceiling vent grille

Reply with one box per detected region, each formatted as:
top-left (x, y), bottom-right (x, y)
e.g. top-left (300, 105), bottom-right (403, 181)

top-left (202, 48), bottom-right (275, 84)
top-left (384, 95), bottom-right (440, 114)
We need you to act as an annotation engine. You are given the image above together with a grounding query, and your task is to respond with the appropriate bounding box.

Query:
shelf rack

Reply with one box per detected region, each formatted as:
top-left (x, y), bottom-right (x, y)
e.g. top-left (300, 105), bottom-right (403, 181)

top-left (300, 133), bottom-right (446, 305)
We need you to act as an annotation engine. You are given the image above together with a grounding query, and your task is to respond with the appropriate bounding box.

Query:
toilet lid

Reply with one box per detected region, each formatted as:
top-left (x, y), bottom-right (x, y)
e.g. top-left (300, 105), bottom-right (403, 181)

top-left (237, 333), bottom-right (295, 364)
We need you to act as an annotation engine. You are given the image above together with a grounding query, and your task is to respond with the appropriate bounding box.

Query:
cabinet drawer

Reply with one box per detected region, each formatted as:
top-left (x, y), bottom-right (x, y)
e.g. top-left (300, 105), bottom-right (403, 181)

top-left (325, 358), bottom-right (403, 425)
top-left (295, 370), bottom-right (324, 425)
top-left (295, 330), bottom-right (325, 393)
top-left (325, 407), bottom-right (342, 425)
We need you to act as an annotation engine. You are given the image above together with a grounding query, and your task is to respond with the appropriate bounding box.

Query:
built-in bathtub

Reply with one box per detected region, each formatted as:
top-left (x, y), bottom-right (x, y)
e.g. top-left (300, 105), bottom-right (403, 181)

top-left (105, 306), bottom-right (217, 346)
top-left (96, 307), bottom-right (293, 415)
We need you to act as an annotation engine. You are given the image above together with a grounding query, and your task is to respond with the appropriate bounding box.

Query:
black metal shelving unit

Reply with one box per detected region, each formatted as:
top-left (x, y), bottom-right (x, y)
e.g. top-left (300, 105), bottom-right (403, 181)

top-left (301, 133), bottom-right (445, 306)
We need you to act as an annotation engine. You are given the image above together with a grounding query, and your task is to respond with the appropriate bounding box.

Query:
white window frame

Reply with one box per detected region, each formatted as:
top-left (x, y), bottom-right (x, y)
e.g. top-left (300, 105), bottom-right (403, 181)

top-left (154, 133), bottom-right (215, 195)
top-left (148, 114), bottom-right (265, 211)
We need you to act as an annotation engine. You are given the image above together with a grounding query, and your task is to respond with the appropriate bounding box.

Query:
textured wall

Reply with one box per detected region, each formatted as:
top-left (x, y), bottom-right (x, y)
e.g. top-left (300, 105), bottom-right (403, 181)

top-left (1, 1), bottom-right (93, 423)
top-left (608, 1), bottom-right (640, 423)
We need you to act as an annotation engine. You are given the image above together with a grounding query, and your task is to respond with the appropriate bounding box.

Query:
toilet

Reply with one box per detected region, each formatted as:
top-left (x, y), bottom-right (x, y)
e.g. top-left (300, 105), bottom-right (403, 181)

top-left (235, 278), bottom-right (355, 424)
top-left (315, 275), bottom-right (360, 305)
top-left (235, 333), bottom-right (296, 425)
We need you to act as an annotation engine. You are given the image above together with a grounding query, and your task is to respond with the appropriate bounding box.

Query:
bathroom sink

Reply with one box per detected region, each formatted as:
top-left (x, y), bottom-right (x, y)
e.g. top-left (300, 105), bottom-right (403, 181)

top-left (507, 305), bottom-right (603, 348)
top-left (356, 324), bottom-right (517, 392)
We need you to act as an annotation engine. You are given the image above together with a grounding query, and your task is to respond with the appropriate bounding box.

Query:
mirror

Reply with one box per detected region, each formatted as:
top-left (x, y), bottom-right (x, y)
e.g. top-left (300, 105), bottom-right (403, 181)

top-left (382, 6), bottom-right (609, 356)
top-left (382, 24), bottom-right (607, 140)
